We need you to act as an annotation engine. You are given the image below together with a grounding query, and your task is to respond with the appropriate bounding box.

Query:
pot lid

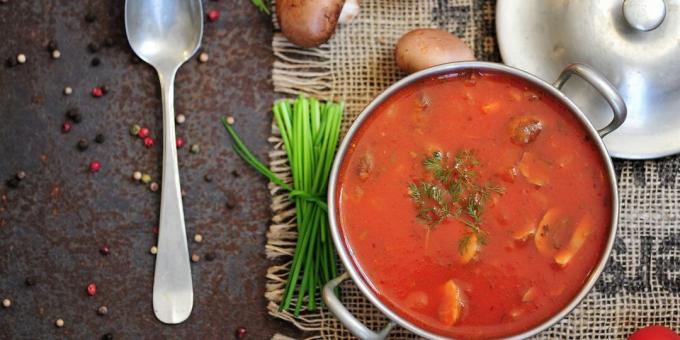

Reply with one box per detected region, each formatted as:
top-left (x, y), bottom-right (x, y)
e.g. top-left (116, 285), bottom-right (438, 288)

top-left (496, 0), bottom-right (680, 159)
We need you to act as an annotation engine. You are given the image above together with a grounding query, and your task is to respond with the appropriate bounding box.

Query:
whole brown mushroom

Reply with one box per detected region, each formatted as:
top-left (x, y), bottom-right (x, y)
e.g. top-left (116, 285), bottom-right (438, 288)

top-left (277, 0), bottom-right (358, 48)
top-left (395, 28), bottom-right (475, 74)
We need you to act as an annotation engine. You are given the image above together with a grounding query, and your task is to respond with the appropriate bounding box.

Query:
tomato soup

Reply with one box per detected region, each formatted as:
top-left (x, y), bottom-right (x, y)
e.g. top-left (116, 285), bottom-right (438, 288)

top-left (336, 70), bottom-right (612, 339)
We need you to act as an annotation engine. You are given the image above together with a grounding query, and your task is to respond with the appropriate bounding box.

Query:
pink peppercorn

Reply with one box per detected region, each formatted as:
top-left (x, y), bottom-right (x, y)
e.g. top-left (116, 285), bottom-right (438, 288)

top-left (176, 137), bottom-right (185, 148)
top-left (87, 283), bottom-right (97, 296)
top-left (91, 87), bottom-right (103, 97)
top-left (138, 127), bottom-right (150, 139)
top-left (207, 9), bottom-right (220, 21)
top-left (235, 327), bottom-right (246, 338)
top-left (89, 161), bottom-right (101, 173)
top-left (143, 137), bottom-right (155, 148)
top-left (100, 244), bottom-right (110, 256)
top-left (62, 122), bottom-right (71, 133)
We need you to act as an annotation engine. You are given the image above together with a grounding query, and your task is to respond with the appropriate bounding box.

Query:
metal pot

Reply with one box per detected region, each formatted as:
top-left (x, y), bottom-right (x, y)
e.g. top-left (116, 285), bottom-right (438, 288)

top-left (323, 62), bottom-right (626, 339)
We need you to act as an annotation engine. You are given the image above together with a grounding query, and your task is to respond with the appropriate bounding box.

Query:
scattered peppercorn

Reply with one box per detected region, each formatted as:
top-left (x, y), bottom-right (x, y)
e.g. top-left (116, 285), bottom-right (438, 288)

top-left (55, 318), bottom-right (64, 328)
top-left (225, 201), bottom-right (235, 210)
top-left (176, 114), bottom-right (186, 124)
top-left (5, 57), bottom-right (17, 68)
top-left (149, 246), bottom-right (158, 255)
top-left (86, 283), bottom-right (97, 296)
top-left (100, 244), bottom-right (110, 256)
top-left (101, 332), bottom-right (113, 340)
top-left (24, 277), bottom-right (35, 286)
top-left (84, 12), bottom-right (96, 23)
top-left (97, 305), bottom-right (108, 316)
top-left (76, 139), bottom-right (89, 152)
top-left (62, 122), bottom-right (72, 133)
top-left (190, 144), bottom-right (200, 154)
top-left (87, 42), bottom-right (100, 53)
top-left (203, 173), bottom-right (213, 183)
top-left (207, 9), bottom-right (220, 22)
top-left (103, 37), bottom-right (115, 47)
top-left (205, 252), bottom-right (216, 261)
top-left (47, 40), bottom-right (58, 52)
top-left (149, 182), bottom-right (159, 192)
top-left (235, 326), bottom-right (247, 338)
top-left (2, 298), bottom-right (11, 308)
top-left (198, 52), bottom-right (209, 63)
top-left (129, 124), bottom-right (141, 136)
top-left (89, 161), bottom-right (101, 173)
top-left (226, 116), bottom-right (235, 125)
top-left (138, 127), bottom-right (150, 139)
top-left (91, 87), bottom-right (103, 97)
top-left (94, 133), bottom-right (105, 144)
top-left (91, 57), bottom-right (101, 67)
top-left (141, 173), bottom-right (151, 184)
top-left (15, 171), bottom-right (26, 180)
top-left (5, 178), bottom-right (19, 189)
top-left (143, 137), bottom-right (154, 148)
top-left (51, 50), bottom-right (61, 59)
top-left (191, 253), bottom-right (200, 262)
top-left (100, 85), bottom-right (109, 95)
top-left (231, 170), bottom-right (240, 178)
top-left (132, 171), bottom-right (142, 181)
top-left (66, 108), bottom-right (82, 123)
top-left (176, 137), bottom-right (185, 149)
top-left (63, 86), bottom-right (73, 95)
top-left (16, 53), bottom-right (26, 64)
top-left (193, 234), bottom-right (203, 243)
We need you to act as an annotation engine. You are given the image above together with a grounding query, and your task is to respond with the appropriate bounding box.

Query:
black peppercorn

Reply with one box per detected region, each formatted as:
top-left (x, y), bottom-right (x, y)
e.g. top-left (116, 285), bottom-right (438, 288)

top-left (205, 252), bottom-right (216, 261)
top-left (104, 37), bottom-right (115, 47)
top-left (231, 170), bottom-right (240, 178)
top-left (15, 171), bottom-right (26, 181)
top-left (101, 333), bottom-right (113, 340)
top-left (5, 178), bottom-right (19, 189)
top-left (76, 139), bottom-right (89, 152)
top-left (225, 201), bottom-right (235, 210)
top-left (91, 57), bottom-right (101, 67)
top-left (100, 86), bottom-right (109, 95)
top-left (87, 42), bottom-right (100, 54)
top-left (24, 277), bottom-right (36, 286)
top-left (66, 108), bottom-right (82, 123)
top-left (94, 133), bottom-right (105, 144)
top-left (85, 12), bottom-right (96, 23)
top-left (5, 57), bottom-right (17, 68)
top-left (47, 40), bottom-right (58, 53)
top-left (203, 173), bottom-right (213, 183)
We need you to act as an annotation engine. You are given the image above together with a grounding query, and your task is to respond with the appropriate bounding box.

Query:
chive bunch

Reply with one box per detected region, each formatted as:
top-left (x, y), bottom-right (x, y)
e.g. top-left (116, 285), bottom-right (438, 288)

top-left (222, 95), bottom-right (343, 314)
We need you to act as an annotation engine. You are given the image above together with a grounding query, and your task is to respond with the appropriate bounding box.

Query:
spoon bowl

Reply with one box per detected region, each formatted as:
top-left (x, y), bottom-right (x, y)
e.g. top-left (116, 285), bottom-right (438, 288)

top-left (125, 0), bottom-right (203, 325)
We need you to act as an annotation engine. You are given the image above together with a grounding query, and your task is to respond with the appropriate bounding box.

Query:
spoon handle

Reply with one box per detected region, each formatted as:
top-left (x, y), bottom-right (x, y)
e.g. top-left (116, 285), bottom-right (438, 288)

top-left (152, 69), bottom-right (194, 324)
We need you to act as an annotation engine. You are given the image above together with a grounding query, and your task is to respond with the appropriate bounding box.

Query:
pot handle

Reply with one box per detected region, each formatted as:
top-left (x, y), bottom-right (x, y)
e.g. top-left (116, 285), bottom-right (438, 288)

top-left (553, 63), bottom-right (627, 138)
top-left (322, 272), bottom-right (396, 340)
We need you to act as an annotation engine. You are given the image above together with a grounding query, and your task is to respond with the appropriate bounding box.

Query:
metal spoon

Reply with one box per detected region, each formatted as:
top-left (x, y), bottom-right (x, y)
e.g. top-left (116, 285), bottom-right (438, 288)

top-left (125, 0), bottom-right (203, 324)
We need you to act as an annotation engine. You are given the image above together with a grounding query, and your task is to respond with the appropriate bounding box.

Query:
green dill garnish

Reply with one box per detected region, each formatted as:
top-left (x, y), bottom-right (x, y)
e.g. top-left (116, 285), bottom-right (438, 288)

top-left (408, 149), bottom-right (504, 254)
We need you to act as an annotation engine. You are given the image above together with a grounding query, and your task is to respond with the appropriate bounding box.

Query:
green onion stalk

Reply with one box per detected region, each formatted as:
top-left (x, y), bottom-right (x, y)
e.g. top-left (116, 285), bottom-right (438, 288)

top-left (222, 95), bottom-right (343, 315)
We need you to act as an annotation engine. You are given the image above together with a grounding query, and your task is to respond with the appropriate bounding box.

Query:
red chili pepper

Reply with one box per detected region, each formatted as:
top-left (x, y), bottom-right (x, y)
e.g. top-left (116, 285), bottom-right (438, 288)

top-left (143, 137), bottom-right (155, 148)
top-left (207, 9), bottom-right (220, 22)
top-left (89, 161), bottom-right (101, 173)
top-left (91, 87), bottom-right (103, 97)
top-left (176, 137), bottom-right (185, 149)
top-left (138, 127), bottom-right (150, 139)
top-left (87, 283), bottom-right (97, 296)
top-left (62, 122), bottom-right (71, 133)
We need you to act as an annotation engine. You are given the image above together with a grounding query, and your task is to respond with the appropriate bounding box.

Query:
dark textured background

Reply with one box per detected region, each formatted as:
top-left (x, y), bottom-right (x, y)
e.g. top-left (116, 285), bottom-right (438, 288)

top-left (0, 1), bottom-right (300, 338)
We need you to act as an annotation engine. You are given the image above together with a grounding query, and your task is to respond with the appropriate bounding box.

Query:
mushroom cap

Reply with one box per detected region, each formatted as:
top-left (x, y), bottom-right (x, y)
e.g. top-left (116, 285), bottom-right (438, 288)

top-left (395, 28), bottom-right (475, 74)
top-left (276, 0), bottom-right (346, 48)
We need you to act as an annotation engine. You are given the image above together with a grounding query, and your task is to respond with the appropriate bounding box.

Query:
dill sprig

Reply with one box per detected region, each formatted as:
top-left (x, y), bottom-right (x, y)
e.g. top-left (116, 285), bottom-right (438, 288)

top-left (408, 149), bottom-right (504, 253)
top-left (249, 0), bottom-right (271, 15)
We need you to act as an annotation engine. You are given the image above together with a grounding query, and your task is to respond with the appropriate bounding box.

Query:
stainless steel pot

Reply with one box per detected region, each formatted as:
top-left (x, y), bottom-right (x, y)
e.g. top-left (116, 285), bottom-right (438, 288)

top-left (323, 62), bottom-right (626, 340)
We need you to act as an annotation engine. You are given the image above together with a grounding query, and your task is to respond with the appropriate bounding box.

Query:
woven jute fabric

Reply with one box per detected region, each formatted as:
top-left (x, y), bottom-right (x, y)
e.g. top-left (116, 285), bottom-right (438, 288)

top-left (266, 1), bottom-right (680, 338)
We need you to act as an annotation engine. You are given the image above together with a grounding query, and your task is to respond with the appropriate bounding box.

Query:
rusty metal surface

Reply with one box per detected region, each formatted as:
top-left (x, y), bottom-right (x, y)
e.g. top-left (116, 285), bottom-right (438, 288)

top-left (0, 0), bottom-right (300, 338)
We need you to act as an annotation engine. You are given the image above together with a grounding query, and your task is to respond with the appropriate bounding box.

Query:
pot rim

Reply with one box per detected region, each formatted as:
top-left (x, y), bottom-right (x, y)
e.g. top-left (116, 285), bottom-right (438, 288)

top-left (326, 61), bottom-right (620, 339)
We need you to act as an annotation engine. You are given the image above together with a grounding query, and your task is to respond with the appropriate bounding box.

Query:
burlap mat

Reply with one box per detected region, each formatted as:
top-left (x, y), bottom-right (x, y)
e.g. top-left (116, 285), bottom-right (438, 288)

top-left (266, 1), bottom-right (680, 338)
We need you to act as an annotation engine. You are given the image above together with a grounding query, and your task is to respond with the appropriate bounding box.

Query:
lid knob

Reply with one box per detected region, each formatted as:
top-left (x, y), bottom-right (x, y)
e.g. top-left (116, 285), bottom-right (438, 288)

top-left (623, 0), bottom-right (666, 31)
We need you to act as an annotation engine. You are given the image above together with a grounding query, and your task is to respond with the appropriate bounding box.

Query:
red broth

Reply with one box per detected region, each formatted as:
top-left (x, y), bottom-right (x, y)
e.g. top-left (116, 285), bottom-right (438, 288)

top-left (336, 70), bottom-right (612, 339)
